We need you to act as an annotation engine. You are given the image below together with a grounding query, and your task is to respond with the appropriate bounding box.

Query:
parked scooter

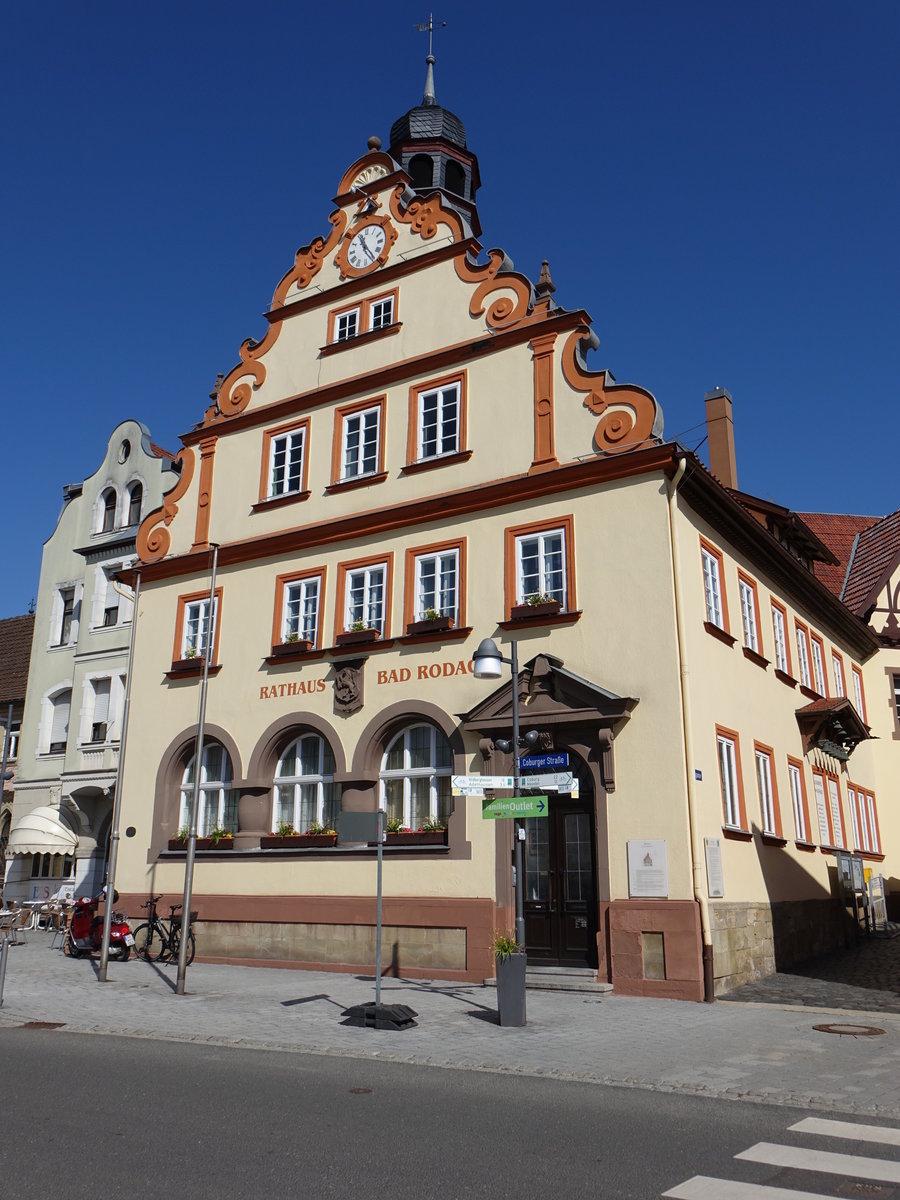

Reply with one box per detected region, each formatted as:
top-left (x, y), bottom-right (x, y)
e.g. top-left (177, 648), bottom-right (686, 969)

top-left (66, 890), bottom-right (134, 961)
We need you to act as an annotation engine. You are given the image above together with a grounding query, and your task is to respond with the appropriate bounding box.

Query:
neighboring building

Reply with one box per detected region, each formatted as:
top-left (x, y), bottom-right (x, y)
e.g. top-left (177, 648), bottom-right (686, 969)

top-left (4, 422), bottom-right (178, 902)
top-left (113, 66), bottom-right (895, 998)
top-left (0, 612), bottom-right (36, 891)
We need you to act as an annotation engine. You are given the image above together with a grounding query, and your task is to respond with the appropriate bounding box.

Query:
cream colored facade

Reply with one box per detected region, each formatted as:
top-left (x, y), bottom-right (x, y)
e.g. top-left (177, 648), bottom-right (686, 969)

top-left (113, 98), bottom-right (893, 998)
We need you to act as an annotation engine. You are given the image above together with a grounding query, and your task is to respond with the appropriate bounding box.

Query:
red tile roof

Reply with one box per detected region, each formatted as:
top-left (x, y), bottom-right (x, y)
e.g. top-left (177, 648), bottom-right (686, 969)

top-left (149, 442), bottom-right (177, 460)
top-left (0, 613), bottom-right (35, 704)
top-left (841, 508), bottom-right (900, 617)
top-left (797, 512), bottom-right (880, 599)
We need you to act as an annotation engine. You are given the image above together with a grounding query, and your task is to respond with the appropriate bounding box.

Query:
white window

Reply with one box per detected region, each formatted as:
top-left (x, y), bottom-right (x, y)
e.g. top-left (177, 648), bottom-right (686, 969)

top-left (182, 597), bottom-right (217, 659)
top-left (788, 763), bottom-right (807, 841)
top-left (852, 668), bottom-right (866, 721)
top-left (88, 678), bottom-right (111, 744)
top-left (380, 724), bottom-right (452, 830)
top-left (345, 564), bottom-right (386, 634)
top-left (795, 627), bottom-right (811, 688)
top-left (336, 309), bottom-right (359, 341)
top-left (827, 776), bottom-right (844, 848)
top-left (755, 749), bottom-right (776, 835)
top-left (811, 638), bottom-right (826, 696)
top-left (273, 735), bottom-right (338, 832)
top-left (864, 792), bottom-right (880, 854)
top-left (417, 382), bottom-right (460, 460)
top-left (739, 579), bottom-right (758, 653)
top-left (281, 577), bottom-right (320, 644)
top-left (53, 586), bottom-right (78, 647)
top-left (701, 547), bottom-right (724, 628)
top-left (268, 427), bottom-right (305, 498)
top-left (370, 296), bottom-right (394, 330)
top-left (717, 733), bottom-right (742, 829)
top-left (516, 528), bottom-right (566, 606)
top-left (771, 604), bottom-right (788, 673)
top-left (811, 773), bottom-right (831, 845)
top-left (5, 721), bottom-right (20, 761)
top-left (341, 406), bottom-right (380, 479)
top-left (894, 674), bottom-right (900, 720)
top-left (414, 550), bottom-right (459, 623)
top-left (179, 743), bottom-right (237, 837)
top-left (833, 654), bottom-right (845, 697)
top-left (48, 690), bottom-right (71, 755)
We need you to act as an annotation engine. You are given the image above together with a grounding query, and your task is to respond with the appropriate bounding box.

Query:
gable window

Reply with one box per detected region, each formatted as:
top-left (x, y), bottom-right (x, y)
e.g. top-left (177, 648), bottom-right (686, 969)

top-left (370, 296), bottom-right (394, 330)
top-left (48, 690), bottom-right (71, 755)
top-left (127, 482), bottom-right (143, 526)
top-left (173, 589), bottom-right (223, 664)
top-left (327, 291), bottom-right (398, 345)
top-left (794, 622), bottom-right (812, 689)
top-left (57, 587), bottom-right (76, 646)
top-left (738, 574), bottom-right (761, 655)
top-left (700, 541), bottom-right (728, 632)
top-left (832, 652), bottom-right (846, 698)
top-left (344, 562), bottom-right (387, 635)
top-left (274, 571), bottom-right (322, 648)
top-left (380, 723), bottom-right (452, 830)
top-left (413, 547), bottom-right (459, 624)
top-left (810, 634), bottom-right (827, 697)
top-left (716, 728), bottom-right (746, 832)
top-left (179, 743), bottom-right (237, 837)
top-left (787, 759), bottom-right (810, 843)
top-left (851, 666), bottom-right (867, 722)
top-left (273, 734), bottom-right (338, 832)
top-left (100, 488), bottom-right (117, 533)
top-left (771, 601), bottom-right (790, 675)
top-left (754, 745), bottom-right (780, 837)
top-left (336, 308), bottom-right (359, 341)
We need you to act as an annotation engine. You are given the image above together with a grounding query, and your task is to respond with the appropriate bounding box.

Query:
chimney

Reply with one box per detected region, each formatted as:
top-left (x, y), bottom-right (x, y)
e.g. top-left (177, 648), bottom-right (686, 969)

top-left (704, 387), bottom-right (738, 490)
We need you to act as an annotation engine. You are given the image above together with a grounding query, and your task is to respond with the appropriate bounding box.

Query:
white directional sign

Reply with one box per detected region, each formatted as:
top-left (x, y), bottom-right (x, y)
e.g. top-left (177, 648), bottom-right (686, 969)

top-left (452, 775), bottom-right (514, 796)
top-left (452, 772), bottom-right (578, 797)
top-left (522, 772), bottom-right (579, 797)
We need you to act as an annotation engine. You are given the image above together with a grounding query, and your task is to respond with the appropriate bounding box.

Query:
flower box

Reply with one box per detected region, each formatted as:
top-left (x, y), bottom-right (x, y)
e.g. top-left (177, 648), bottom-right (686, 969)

top-left (385, 829), bottom-right (448, 846)
top-left (260, 833), bottom-right (337, 849)
top-left (270, 640), bottom-right (312, 657)
top-left (168, 836), bottom-right (235, 850)
top-left (510, 600), bottom-right (561, 620)
top-left (335, 628), bottom-right (379, 646)
top-left (169, 657), bottom-right (206, 673)
top-left (167, 839), bottom-right (188, 851)
top-left (405, 616), bottom-right (455, 636)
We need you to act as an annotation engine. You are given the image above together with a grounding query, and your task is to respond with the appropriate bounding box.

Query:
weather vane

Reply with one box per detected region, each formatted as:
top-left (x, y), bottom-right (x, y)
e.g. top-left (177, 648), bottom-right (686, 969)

top-left (414, 13), bottom-right (446, 57)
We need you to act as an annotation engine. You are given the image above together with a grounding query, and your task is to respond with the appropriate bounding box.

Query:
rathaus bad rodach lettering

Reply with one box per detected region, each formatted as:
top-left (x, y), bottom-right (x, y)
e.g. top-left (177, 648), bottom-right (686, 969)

top-left (110, 58), bottom-right (900, 999)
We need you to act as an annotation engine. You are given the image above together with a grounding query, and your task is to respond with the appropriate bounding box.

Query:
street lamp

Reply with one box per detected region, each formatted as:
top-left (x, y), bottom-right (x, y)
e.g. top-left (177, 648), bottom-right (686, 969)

top-left (472, 637), bottom-right (526, 948)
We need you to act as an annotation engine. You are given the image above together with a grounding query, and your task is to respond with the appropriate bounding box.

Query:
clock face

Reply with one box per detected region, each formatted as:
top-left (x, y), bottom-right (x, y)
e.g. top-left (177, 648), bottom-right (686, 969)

top-left (347, 224), bottom-right (387, 271)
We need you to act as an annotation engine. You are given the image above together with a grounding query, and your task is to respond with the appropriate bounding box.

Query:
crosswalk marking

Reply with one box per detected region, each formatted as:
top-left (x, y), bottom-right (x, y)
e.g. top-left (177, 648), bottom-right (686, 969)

top-left (736, 1141), bottom-right (900, 1183)
top-left (662, 1177), bottom-right (840, 1199)
top-left (789, 1116), bottom-right (900, 1146)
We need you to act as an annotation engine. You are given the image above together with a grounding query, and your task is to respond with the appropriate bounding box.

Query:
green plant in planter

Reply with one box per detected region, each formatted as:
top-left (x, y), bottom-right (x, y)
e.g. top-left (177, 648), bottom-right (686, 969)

top-left (184, 644), bottom-right (199, 659)
top-left (349, 619), bottom-right (367, 633)
top-left (418, 816), bottom-right (447, 832)
top-left (283, 631), bottom-right (300, 645)
top-left (423, 607), bottom-right (441, 621)
top-left (524, 592), bottom-right (556, 606)
top-left (305, 821), bottom-right (337, 836)
top-left (208, 826), bottom-right (232, 845)
top-left (176, 825), bottom-right (190, 844)
top-left (491, 930), bottom-right (523, 961)
top-left (386, 816), bottom-right (408, 833)
top-left (274, 821), bottom-right (296, 836)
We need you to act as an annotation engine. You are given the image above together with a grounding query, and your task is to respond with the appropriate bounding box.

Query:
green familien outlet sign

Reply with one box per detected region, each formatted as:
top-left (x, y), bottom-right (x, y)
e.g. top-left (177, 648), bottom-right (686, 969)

top-left (481, 795), bottom-right (549, 820)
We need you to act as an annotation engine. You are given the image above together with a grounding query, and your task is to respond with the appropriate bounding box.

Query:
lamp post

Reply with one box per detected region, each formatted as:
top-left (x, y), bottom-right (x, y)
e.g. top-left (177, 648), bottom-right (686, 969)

top-left (472, 637), bottom-right (525, 948)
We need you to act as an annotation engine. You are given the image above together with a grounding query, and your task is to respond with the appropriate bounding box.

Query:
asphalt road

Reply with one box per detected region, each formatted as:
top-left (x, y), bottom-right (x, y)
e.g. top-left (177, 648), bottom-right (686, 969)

top-left (2, 1029), bottom-right (899, 1198)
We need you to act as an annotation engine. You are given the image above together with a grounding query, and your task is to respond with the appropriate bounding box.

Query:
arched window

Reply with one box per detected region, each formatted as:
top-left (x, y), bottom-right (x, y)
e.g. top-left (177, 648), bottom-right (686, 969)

top-left (409, 154), bottom-right (434, 189)
top-left (380, 724), bottom-right (451, 830)
top-left (273, 734), bottom-right (337, 832)
top-left (100, 488), bottom-right (117, 533)
top-left (127, 482), bottom-right (143, 526)
top-left (179, 743), bottom-right (237, 836)
top-left (445, 160), bottom-right (466, 197)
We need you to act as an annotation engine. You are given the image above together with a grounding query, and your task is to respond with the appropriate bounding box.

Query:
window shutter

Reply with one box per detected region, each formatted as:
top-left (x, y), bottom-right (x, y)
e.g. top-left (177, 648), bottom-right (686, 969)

top-left (50, 692), bottom-right (71, 747)
top-left (93, 679), bottom-right (110, 724)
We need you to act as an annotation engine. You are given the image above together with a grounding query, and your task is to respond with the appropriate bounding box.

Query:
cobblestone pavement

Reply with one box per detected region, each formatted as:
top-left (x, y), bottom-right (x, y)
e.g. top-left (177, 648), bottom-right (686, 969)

top-left (721, 931), bottom-right (900, 1013)
top-left (3, 934), bottom-right (900, 1119)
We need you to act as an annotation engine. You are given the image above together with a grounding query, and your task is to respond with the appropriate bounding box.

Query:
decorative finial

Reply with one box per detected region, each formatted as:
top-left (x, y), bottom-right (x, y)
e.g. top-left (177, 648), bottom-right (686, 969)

top-left (209, 372), bottom-right (224, 401)
top-left (535, 260), bottom-right (556, 298)
top-left (414, 14), bottom-right (446, 106)
top-left (367, 135), bottom-right (382, 151)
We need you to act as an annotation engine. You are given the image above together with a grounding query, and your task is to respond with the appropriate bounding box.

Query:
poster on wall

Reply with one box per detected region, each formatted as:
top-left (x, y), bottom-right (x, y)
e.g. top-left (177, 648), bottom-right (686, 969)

top-left (704, 836), bottom-right (725, 898)
top-left (627, 839), bottom-right (669, 898)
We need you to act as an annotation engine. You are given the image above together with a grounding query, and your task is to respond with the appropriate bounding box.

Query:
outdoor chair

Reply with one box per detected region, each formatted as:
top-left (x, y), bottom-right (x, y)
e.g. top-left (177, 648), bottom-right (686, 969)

top-left (0, 912), bottom-right (16, 942)
top-left (10, 908), bottom-right (32, 945)
top-left (49, 906), bottom-right (71, 951)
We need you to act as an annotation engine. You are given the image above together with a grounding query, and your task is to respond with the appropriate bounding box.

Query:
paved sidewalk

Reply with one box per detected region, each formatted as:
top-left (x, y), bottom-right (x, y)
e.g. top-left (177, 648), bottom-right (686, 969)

top-left (2, 936), bottom-right (900, 1119)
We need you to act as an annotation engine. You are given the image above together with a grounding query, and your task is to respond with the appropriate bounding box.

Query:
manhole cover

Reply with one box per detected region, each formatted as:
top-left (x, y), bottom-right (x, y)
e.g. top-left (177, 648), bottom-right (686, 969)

top-left (813, 1023), bottom-right (885, 1037)
top-left (19, 1021), bottom-right (66, 1030)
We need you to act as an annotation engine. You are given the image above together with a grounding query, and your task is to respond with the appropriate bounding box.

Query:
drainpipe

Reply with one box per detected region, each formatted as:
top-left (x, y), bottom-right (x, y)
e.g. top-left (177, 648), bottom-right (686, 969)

top-left (667, 458), bottom-right (715, 1001)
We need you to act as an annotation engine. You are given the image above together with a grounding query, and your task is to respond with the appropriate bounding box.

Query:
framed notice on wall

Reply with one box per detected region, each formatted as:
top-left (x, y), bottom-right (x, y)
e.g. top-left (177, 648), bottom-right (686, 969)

top-left (627, 839), bottom-right (669, 898)
top-left (704, 836), bottom-right (725, 898)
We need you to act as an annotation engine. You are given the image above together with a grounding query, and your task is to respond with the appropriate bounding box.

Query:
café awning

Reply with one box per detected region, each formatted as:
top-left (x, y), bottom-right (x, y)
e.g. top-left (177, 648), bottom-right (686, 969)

top-left (5, 806), bottom-right (78, 857)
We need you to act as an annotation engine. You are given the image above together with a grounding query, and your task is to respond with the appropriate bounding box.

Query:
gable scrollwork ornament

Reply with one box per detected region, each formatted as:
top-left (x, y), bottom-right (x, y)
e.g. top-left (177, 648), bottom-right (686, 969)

top-left (454, 248), bottom-right (534, 331)
top-left (561, 326), bottom-right (663, 455)
top-left (135, 448), bottom-right (196, 564)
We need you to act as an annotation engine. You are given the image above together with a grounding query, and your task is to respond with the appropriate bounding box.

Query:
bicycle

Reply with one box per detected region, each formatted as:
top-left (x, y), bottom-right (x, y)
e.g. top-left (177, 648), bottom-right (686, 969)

top-left (132, 895), bottom-right (196, 966)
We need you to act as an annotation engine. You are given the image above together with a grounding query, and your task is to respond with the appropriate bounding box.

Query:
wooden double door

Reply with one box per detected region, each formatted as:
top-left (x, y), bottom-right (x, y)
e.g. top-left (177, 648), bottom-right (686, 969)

top-left (522, 783), bottom-right (599, 968)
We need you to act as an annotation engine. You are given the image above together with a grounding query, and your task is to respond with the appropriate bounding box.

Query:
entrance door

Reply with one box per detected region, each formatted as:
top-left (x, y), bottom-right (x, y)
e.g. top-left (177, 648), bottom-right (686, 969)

top-left (523, 786), bottom-right (598, 968)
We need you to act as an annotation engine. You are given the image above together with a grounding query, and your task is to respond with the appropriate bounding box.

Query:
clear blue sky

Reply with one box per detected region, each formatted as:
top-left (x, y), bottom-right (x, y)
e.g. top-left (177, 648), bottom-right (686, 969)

top-left (2, 1), bottom-right (898, 618)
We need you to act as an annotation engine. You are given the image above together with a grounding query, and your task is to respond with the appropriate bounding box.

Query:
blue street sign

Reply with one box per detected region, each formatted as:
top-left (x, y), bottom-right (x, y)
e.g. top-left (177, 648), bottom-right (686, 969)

top-left (519, 752), bottom-right (569, 771)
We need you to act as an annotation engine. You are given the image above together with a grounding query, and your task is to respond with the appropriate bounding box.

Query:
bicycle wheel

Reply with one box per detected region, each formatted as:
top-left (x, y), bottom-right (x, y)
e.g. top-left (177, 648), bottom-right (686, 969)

top-left (169, 926), bottom-right (195, 967)
top-left (132, 923), bottom-right (165, 961)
